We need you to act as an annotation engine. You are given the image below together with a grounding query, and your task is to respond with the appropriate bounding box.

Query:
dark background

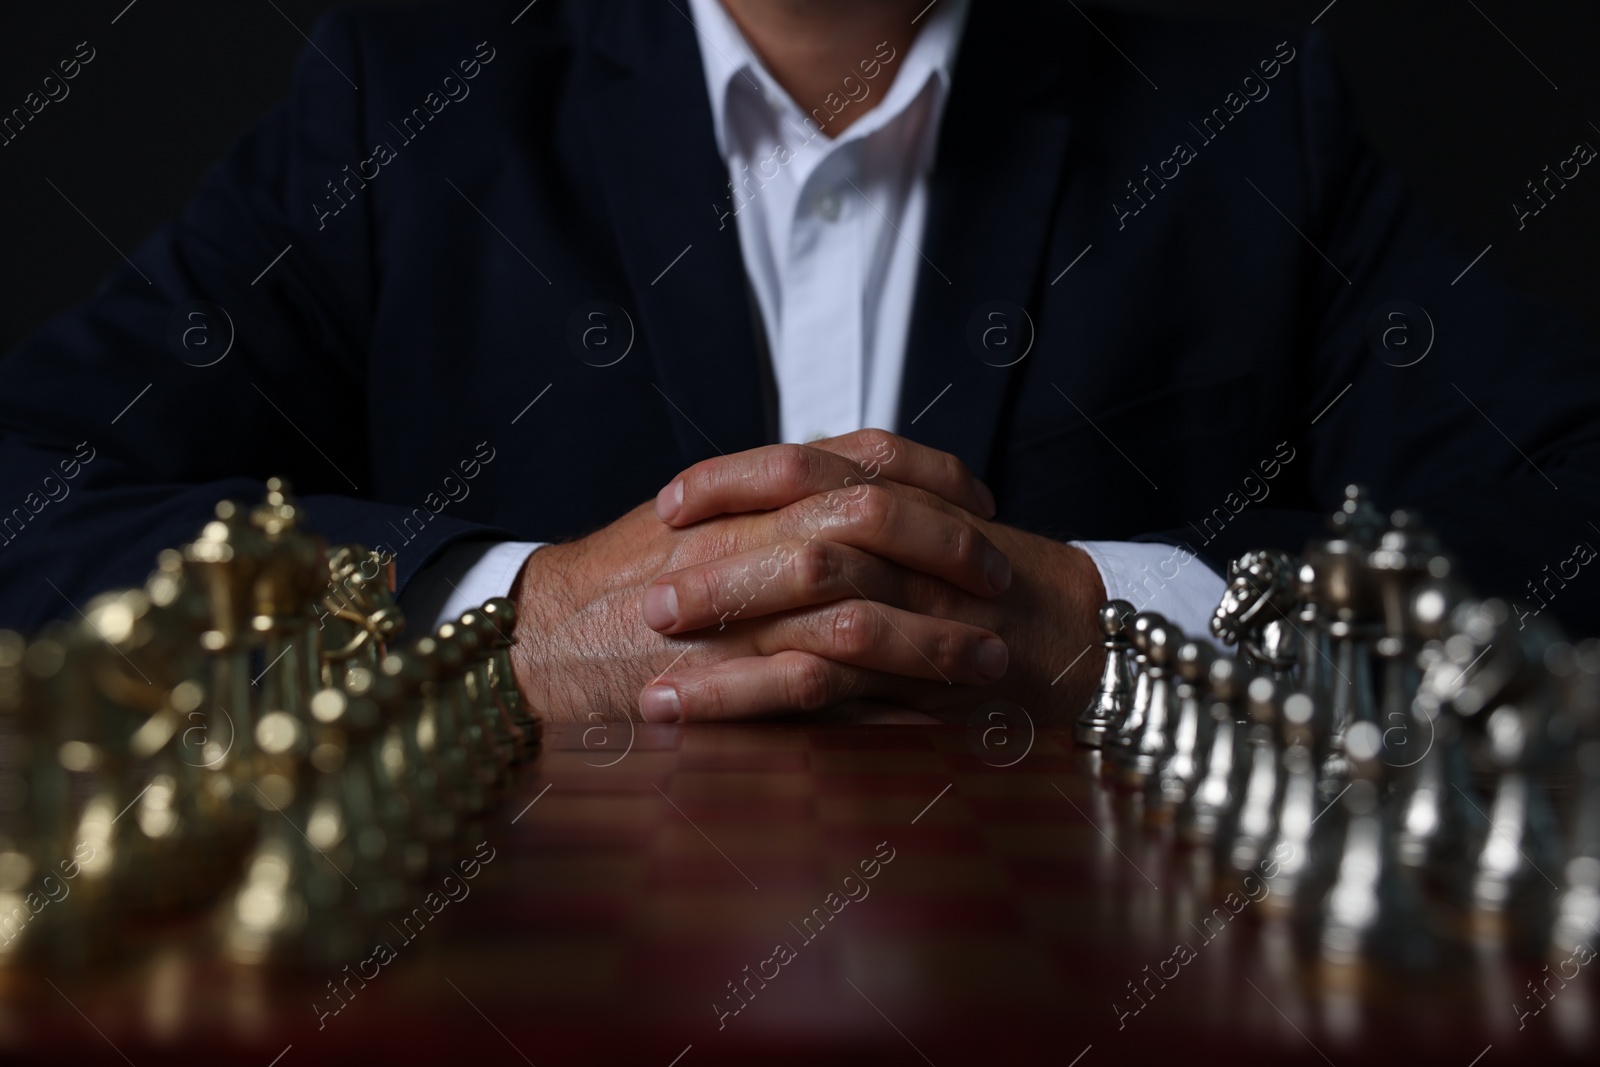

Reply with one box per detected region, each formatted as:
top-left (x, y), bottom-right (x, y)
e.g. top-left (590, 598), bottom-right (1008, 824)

top-left (1, 0), bottom-right (1597, 351)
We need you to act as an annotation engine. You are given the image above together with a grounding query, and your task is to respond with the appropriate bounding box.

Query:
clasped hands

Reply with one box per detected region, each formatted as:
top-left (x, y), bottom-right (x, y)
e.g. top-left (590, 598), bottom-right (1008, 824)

top-left (510, 429), bottom-right (1105, 724)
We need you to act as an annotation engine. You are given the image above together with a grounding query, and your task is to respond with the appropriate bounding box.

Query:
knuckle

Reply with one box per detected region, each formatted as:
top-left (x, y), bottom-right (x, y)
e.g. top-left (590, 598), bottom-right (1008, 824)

top-left (900, 483), bottom-right (944, 512)
top-left (683, 682), bottom-right (724, 722)
top-left (943, 452), bottom-right (971, 489)
top-left (828, 602), bottom-right (876, 659)
top-left (856, 428), bottom-right (898, 464)
top-left (703, 678), bottom-right (746, 721)
top-left (666, 670), bottom-right (718, 722)
top-left (692, 565), bottom-right (735, 618)
top-left (767, 445), bottom-right (815, 495)
top-left (791, 541), bottom-right (837, 593)
top-left (845, 484), bottom-right (893, 534)
top-left (930, 624), bottom-right (968, 674)
top-left (946, 520), bottom-right (977, 570)
top-left (681, 457), bottom-right (719, 498)
top-left (784, 653), bottom-right (834, 711)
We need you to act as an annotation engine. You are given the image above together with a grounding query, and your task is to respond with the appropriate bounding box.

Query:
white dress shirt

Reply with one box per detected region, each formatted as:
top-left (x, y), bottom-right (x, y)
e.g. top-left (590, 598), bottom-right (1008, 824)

top-left (694, 0), bottom-right (959, 442)
top-left (403, 0), bottom-right (1225, 650)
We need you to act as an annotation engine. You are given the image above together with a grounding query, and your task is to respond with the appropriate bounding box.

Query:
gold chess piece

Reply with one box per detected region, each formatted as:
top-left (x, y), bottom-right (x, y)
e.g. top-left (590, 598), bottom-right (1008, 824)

top-left (379, 646), bottom-right (463, 851)
top-left (1, 627), bottom-right (119, 968)
top-left (221, 703), bottom-right (364, 968)
top-left (320, 544), bottom-right (404, 689)
top-left (0, 478), bottom-right (533, 973)
top-left (480, 597), bottom-right (540, 750)
top-left (182, 499), bottom-right (272, 846)
top-left (459, 608), bottom-right (529, 767)
top-left (249, 478), bottom-right (329, 730)
top-left (85, 585), bottom-right (229, 914)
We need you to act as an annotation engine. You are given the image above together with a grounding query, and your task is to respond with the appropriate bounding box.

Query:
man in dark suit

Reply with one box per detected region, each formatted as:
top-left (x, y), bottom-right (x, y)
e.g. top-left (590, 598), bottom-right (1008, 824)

top-left (1, 0), bottom-right (1596, 725)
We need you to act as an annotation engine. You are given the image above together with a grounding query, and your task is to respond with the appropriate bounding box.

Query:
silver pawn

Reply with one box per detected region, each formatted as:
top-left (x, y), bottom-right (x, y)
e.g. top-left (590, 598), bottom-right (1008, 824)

top-left (1219, 676), bottom-right (1285, 877)
top-left (1317, 720), bottom-right (1435, 968)
top-left (1551, 638), bottom-right (1600, 961)
top-left (1101, 613), bottom-right (1166, 781)
top-left (1177, 657), bottom-right (1247, 847)
top-left (1261, 690), bottom-right (1336, 917)
top-left (1149, 640), bottom-right (1216, 823)
top-left (1075, 600), bottom-right (1136, 748)
top-left (1108, 620), bottom-right (1178, 788)
top-left (1460, 603), bottom-right (1564, 957)
top-left (1396, 576), bottom-right (1488, 900)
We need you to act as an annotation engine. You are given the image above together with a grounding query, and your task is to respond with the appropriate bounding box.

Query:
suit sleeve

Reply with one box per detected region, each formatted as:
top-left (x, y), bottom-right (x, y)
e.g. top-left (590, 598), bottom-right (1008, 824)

top-left (0, 13), bottom-right (499, 630)
top-left (1166, 29), bottom-right (1600, 635)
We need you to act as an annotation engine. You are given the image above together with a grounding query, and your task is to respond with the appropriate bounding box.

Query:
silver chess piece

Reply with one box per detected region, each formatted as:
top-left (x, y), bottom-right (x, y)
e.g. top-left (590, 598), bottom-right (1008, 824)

top-left (1450, 601), bottom-right (1565, 957)
top-left (1107, 618), bottom-right (1178, 788)
top-left (1367, 511), bottom-right (1447, 772)
top-left (1211, 548), bottom-right (1301, 682)
top-left (1102, 613), bottom-right (1166, 781)
top-left (1291, 559), bottom-right (1335, 731)
top-left (1149, 640), bottom-right (1216, 822)
top-left (1550, 638), bottom-right (1600, 961)
top-left (1303, 485), bottom-right (1387, 804)
top-left (1177, 656), bottom-right (1248, 847)
top-left (1075, 600), bottom-right (1135, 748)
top-left (1396, 576), bottom-right (1488, 900)
top-left (1261, 690), bottom-right (1338, 918)
top-left (1220, 676), bottom-right (1286, 877)
top-left (1316, 720), bottom-right (1435, 968)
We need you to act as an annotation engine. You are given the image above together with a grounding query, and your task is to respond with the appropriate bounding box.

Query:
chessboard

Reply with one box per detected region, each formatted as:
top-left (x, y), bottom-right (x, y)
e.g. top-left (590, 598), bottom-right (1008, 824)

top-left (2, 720), bottom-right (1594, 1066)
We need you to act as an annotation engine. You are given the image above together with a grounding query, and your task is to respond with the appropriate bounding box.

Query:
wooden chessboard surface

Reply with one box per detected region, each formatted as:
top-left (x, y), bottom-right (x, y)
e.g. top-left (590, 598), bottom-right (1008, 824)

top-left (1, 721), bottom-right (1595, 1065)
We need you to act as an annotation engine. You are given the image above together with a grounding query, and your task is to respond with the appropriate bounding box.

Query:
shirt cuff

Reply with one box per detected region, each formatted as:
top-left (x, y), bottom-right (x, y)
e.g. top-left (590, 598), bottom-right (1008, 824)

top-left (1069, 540), bottom-right (1227, 650)
top-left (399, 540), bottom-right (545, 636)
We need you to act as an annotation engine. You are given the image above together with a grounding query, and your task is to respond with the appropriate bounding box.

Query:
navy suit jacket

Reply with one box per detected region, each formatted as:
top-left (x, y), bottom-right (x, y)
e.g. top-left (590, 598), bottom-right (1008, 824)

top-left (3, 0), bottom-right (1598, 635)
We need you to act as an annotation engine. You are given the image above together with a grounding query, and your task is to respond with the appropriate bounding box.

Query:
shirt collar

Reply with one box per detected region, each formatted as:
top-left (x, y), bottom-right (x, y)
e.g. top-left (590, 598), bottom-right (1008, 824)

top-left (685, 0), bottom-right (969, 161)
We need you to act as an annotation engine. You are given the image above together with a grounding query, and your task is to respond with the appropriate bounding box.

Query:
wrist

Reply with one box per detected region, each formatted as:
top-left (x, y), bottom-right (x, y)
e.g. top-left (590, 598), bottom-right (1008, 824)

top-left (510, 540), bottom-right (585, 722)
top-left (1011, 535), bottom-right (1107, 723)
top-left (1054, 543), bottom-right (1109, 708)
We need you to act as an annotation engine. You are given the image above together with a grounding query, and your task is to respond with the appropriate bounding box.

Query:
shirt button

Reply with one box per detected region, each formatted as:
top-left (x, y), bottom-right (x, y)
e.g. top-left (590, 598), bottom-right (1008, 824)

top-left (816, 191), bottom-right (841, 221)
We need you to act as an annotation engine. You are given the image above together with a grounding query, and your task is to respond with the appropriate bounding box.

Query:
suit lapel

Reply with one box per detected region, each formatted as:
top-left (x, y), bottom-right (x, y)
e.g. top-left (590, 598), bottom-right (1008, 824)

top-left (896, 1), bottom-right (1075, 482)
top-left (581, 2), bottom-right (769, 463)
